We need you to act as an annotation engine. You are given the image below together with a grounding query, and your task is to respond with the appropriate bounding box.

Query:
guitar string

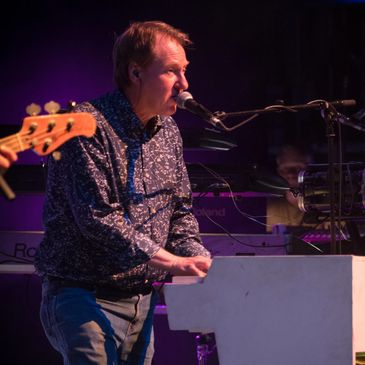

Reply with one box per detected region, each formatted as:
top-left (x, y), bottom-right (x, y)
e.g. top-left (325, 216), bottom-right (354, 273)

top-left (0, 127), bottom-right (79, 152)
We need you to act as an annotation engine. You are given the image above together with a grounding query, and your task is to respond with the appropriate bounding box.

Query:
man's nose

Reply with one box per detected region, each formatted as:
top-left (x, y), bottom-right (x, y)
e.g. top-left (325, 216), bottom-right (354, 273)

top-left (178, 73), bottom-right (189, 91)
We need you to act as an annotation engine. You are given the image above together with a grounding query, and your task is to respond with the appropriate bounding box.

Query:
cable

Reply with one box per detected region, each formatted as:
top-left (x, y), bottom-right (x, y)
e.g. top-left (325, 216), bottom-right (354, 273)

top-left (194, 197), bottom-right (288, 249)
top-left (196, 163), bottom-right (269, 226)
top-left (194, 163), bottom-right (329, 251)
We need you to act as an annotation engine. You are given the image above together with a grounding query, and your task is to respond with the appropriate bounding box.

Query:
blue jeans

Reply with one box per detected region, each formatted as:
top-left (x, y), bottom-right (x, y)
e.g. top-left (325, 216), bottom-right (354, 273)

top-left (40, 281), bottom-right (157, 365)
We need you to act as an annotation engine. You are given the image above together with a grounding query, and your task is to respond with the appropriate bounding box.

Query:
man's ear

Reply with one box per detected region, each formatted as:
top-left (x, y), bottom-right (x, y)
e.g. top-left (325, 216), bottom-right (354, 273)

top-left (128, 64), bottom-right (141, 82)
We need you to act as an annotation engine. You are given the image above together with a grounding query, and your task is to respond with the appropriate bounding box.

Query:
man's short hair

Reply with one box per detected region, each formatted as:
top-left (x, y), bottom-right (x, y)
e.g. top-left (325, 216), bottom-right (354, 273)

top-left (113, 21), bottom-right (192, 89)
top-left (276, 144), bottom-right (312, 167)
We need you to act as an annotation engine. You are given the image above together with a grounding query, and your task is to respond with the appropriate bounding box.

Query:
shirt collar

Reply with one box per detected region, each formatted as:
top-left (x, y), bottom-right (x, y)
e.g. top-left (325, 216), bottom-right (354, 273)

top-left (90, 89), bottom-right (166, 142)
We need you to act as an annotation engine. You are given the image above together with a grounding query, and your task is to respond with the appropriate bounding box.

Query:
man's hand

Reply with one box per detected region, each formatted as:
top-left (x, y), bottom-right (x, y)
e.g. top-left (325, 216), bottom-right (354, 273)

top-left (169, 255), bottom-right (211, 277)
top-left (0, 146), bottom-right (18, 169)
top-left (148, 248), bottom-right (212, 277)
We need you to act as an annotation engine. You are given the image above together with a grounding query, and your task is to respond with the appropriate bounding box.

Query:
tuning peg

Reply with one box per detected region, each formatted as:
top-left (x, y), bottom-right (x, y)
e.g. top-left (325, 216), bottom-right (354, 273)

top-left (44, 101), bottom-right (61, 114)
top-left (52, 151), bottom-right (62, 161)
top-left (25, 103), bottom-right (42, 116)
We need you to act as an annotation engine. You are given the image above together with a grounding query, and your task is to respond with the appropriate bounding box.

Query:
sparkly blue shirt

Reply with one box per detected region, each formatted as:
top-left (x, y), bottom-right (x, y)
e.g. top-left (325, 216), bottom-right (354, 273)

top-left (34, 90), bottom-right (210, 289)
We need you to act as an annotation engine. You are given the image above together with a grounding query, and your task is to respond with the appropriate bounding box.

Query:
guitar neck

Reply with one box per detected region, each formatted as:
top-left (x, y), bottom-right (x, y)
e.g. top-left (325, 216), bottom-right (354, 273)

top-left (0, 133), bottom-right (26, 154)
top-left (0, 112), bottom-right (97, 157)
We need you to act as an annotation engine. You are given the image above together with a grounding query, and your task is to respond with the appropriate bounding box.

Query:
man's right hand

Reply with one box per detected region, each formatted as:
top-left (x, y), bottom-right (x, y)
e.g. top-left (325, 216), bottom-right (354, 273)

top-left (0, 146), bottom-right (18, 169)
top-left (148, 247), bottom-right (212, 277)
top-left (169, 255), bottom-right (212, 277)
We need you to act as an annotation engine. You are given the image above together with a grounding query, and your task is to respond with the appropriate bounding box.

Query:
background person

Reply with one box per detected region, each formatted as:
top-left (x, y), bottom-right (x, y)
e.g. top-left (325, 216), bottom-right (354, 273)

top-left (266, 144), bottom-right (313, 231)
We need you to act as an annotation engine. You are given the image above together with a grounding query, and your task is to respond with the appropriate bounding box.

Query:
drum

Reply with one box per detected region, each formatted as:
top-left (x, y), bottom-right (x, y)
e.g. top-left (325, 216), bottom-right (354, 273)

top-left (297, 162), bottom-right (365, 215)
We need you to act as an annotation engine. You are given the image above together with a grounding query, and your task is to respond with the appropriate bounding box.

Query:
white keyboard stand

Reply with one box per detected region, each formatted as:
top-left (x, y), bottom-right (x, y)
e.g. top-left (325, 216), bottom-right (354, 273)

top-left (165, 255), bottom-right (365, 365)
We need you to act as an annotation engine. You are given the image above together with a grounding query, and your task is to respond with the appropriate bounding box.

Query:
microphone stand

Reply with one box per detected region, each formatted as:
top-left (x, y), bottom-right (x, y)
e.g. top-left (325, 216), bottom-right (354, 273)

top-left (320, 103), bottom-right (339, 254)
top-left (195, 333), bottom-right (215, 365)
top-left (211, 99), bottom-right (357, 254)
top-left (212, 99), bottom-right (356, 130)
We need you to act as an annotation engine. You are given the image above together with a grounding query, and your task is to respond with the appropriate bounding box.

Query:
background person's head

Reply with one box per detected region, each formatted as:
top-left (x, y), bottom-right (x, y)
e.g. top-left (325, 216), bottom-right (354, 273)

top-left (276, 144), bottom-right (312, 189)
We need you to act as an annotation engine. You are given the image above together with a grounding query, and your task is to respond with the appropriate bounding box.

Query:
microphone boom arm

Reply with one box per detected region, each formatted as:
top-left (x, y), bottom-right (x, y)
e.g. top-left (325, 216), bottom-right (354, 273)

top-left (211, 99), bottom-right (357, 132)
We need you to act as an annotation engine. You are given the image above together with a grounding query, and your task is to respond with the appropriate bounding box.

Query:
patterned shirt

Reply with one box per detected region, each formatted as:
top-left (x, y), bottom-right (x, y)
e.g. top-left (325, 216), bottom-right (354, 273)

top-left (34, 90), bottom-right (210, 289)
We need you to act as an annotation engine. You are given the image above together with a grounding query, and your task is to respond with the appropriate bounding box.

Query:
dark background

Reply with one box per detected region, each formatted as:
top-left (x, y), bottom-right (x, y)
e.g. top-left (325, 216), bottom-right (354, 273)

top-left (1, 0), bottom-right (365, 169)
top-left (1, 1), bottom-right (365, 364)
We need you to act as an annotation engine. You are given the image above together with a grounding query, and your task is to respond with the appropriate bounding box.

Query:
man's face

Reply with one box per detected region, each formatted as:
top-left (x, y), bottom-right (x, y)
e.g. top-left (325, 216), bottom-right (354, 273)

top-left (135, 34), bottom-right (189, 121)
top-left (277, 160), bottom-right (307, 188)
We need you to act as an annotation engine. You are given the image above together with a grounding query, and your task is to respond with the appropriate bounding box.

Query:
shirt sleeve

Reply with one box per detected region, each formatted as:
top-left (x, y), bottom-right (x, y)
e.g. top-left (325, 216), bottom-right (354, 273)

top-left (164, 128), bottom-right (211, 258)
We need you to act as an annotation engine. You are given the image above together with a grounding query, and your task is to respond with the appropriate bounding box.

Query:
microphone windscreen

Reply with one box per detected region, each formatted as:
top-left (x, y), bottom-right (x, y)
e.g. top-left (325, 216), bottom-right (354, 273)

top-left (176, 91), bottom-right (193, 109)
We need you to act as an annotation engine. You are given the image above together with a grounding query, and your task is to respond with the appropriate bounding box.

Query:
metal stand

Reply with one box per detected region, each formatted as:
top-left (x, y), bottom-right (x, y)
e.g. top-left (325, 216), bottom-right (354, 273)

top-left (321, 103), bottom-right (339, 254)
top-left (209, 98), bottom-right (358, 254)
top-left (195, 333), bottom-right (215, 365)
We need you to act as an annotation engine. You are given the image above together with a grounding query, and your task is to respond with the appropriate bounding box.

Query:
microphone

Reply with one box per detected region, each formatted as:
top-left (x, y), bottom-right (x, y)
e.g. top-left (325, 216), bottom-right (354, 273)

top-left (176, 92), bottom-right (221, 126)
top-left (329, 99), bottom-right (356, 107)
